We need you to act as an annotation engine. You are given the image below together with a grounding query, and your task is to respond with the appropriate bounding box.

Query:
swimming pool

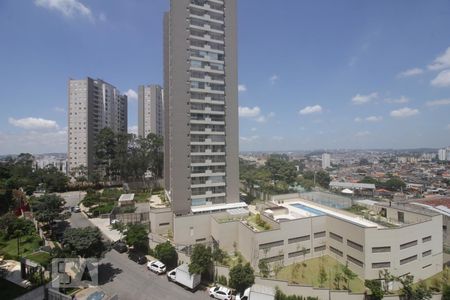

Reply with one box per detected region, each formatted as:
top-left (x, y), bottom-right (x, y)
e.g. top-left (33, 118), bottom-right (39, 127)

top-left (290, 203), bottom-right (326, 216)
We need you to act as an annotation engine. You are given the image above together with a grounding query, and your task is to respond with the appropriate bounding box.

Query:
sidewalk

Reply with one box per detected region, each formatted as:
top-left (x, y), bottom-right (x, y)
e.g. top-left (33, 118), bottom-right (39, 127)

top-left (88, 217), bottom-right (122, 242)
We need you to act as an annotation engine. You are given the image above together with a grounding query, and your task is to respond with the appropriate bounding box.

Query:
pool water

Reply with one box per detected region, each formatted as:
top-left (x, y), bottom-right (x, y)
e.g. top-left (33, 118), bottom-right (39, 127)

top-left (290, 203), bottom-right (326, 216)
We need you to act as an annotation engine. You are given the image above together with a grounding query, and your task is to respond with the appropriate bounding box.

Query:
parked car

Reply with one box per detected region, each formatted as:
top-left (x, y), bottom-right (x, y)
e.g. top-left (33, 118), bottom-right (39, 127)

top-left (112, 241), bottom-right (128, 253)
top-left (209, 286), bottom-right (233, 300)
top-left (128, 251), bottom-right (147, 264)
top-left (147, 260), bottom-right (166, 274)
top-left (167, 269), bottom-right (176, 282)
top-left (72, 206), bottom-right (81, 213)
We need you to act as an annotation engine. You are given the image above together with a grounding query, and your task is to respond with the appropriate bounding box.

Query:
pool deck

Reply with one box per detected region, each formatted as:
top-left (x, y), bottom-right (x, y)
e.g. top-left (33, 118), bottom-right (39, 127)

top-left (276, 198), bottom-right (382, 228)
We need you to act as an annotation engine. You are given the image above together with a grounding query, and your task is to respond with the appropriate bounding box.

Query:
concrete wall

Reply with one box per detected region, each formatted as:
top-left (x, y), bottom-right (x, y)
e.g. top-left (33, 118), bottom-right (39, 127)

top-left (173, 213), bottom-right (213, 245)
top-left (149, 207), bottom-right (173, 235)
top-left (211, 216), bottom-right (239, 252)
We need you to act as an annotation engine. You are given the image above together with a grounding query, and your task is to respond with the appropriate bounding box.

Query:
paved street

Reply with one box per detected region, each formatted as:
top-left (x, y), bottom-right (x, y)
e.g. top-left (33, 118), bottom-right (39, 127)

top-left (58, 192), bottom-right (210, 300)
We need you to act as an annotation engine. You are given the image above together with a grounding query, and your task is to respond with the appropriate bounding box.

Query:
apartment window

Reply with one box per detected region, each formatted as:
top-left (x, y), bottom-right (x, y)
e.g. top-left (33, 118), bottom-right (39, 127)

top-left (422, 236), bottom-right (432, 243)
top-left (400, 240), bottom-right (417, 250)
top-left (347, 255), bottom-right (364, 268)
top-left (159, 222), bottom-right (170, 226)
top-left (260, 255), bottom-right (284, 264)
top-left (400, 255), bottom-right (417, 265)
top-left (347, 239), bottom-right (364, 252)
top-left (372, 262), bottom-right (391, 269)
top-left (312, 245), bottom-right (326, 253)
top-left (195, 238), bottom-right (206, 243)
top-left (422, 250), bottom-right (432, 257)
top-left (329, 246), bottom-right (343, 257)
top-left (288, 249), bottom-right (310, 258)
top-left (329, 232), bottom-right (343, 243)
top-left (398, 211), bottom-right (405, 223)
top-left (259, 240), bottom-right (284, 250)
top-left (314, 231), bottom-right (326, 238)
top-left (288, 235), bottom-right (310, 244)
top-left (422, 264), bottom-right (432, 269)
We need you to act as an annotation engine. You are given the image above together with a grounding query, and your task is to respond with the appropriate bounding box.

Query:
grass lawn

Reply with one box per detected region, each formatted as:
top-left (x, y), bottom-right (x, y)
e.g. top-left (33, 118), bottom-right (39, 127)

top-left (25, 251), bottom-right (52, 267)
top-left (0, 235), bottom-right (42, 258)
top-left (0, 278), bottom-right (28, 300)
top-left (246, 215), bottom-right (269, 231)
top-left (134, 192), bottom-right (151, 203)
top-left (415, 268), bottom-right (450, 291)
top-left (275, 255), bottom-right (365, 293)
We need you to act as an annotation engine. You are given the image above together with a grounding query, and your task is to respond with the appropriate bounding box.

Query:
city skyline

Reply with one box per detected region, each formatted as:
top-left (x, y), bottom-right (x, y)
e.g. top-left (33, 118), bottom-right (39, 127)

top-left (1, 0), bottom-right (450, 155)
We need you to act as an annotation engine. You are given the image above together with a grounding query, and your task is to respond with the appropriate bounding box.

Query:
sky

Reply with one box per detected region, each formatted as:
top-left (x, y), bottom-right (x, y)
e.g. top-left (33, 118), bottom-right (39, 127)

top-left (0, 0), bottom-right (450, 154)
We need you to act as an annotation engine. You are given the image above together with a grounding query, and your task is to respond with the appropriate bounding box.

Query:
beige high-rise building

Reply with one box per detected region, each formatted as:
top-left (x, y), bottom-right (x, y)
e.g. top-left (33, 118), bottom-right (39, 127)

top-left (138, 84), bottom-right (164, 138)
top-left (68, 77), bottom-right (127, 176)
top-left (164, 0), bottom-right (239, 215)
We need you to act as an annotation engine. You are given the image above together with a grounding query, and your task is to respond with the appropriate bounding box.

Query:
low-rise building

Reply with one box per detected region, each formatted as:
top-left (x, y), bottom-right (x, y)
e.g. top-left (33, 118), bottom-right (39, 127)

top-left (165, 193), bottom-right (442, 284)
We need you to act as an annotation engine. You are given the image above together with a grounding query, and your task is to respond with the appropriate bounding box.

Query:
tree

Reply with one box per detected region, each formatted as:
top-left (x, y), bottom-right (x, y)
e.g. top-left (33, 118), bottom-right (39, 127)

top-left (265, 154), bottom-right (298, 185)
top-left (229, 263), bottom-right (255, 295)
top-left (318, 265), bottom-right (327, 287)
top-left (341, 263), bottom-right (357, 290)
top-left (124, 224), bottom-right (149, 252)
top-left (62, 227), bottom-right (105, 258)
top-left (442, 284), bottom-right (450, 300)
top-left (398, 275), bottom-right (432, 300)
top-left (189, 244), bottom-right (213, 278)
top-left (334, 271), bottom-right (343, 290)
top-left (364, 279), bottom-right (385, 300)
top-left (212, 246), bottom-right (228, 265)
top-left (0, 213), bottom-right (35, 239)
top-left (31, 194), bottom-right (64, 226)
top-left (258, 260), bottom-right (270, 278)
top-left (94, 127), bottom-right (117, 181)
top-left (358, 176), bottom-right (379, 185)
top-left (154, 241), bottom-right (178, 269)
top-left (383, 176), bottom-right (406, 192)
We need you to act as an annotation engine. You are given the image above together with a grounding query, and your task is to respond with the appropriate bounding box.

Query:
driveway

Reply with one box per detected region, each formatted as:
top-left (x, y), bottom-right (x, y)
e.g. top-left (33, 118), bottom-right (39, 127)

top-left (59, 191), bottom-right (210, 300)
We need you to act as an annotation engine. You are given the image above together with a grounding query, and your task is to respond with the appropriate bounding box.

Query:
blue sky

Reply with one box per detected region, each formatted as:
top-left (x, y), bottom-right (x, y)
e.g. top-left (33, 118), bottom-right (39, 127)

top-left (0, 0), bottom-right (450, 154)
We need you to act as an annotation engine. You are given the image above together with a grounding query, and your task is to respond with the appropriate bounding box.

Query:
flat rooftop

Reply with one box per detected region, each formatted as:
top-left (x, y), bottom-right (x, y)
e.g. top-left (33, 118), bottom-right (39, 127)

top-left (272, 197), bottom-right (382, 228)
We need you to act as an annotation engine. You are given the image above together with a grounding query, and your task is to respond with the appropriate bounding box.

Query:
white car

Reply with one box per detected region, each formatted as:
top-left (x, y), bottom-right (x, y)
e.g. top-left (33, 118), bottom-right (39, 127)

top-left (209, 286), bottom-right (233, 300)
top-left (72, 206), bottom-right (81, 213)
top-left (167, 268), bottom-right (176, 281)
top-left (147, 260), bottom-right (166, 274)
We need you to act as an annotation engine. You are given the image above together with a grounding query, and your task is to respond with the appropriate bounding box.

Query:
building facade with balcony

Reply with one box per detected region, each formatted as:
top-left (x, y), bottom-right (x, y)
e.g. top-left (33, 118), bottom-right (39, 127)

top-left (138, 84), bottom-right (164, 138)
top-left (67, 77), bottom-right (127, 176)
top-left (163, 0), bottom-right (239, 215)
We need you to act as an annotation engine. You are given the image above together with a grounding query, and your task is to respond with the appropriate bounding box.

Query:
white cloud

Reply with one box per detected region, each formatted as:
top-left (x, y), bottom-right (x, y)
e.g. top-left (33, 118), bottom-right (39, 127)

top-left (355, 131), bottom-right (370, 137)
top-left (426, 99), bottom-right (450, 107)
top-left (99, 12), bottom-right (107, 22)
top-left (240, 135), bottom-right (259, 142)
top-left (128, 125), bottom-right (138, 135)
top-left (431, 70), bottom-right (450, 87)
top-left (385, 96), bottom-right (410, 104)
top-left (428, 47), bottom-right (450, 70)
top-left (354, 116), bottom-right (383, 122)
top-left (125, 89), bottom-right (138, 101)
top-left (53, 106), bottom-right (66, 113)
top-left (352, 92), bottom-right (378, 105)
top-left (397, 68), bottom-right (423, 78)
top-left (238, 84), bottom-right (247, 92)
top-left (239, 106), bottom-right (261, 118)
top-left (272, 136), bottom-right (284, 141)
top-left (447, 124), bottom-right (450, 130)
top-left (34, 0), bottom-right (94, 21)
top-left (250, 127), bottom-right (257, 132)
top-left (0, 129), bottom-right (67, 155)
top-left (269, 74), bottom-right (279, 85)
top-left (365, 116), bottom-right (383, 122)
top-left (390, 107), bottom-right (419, 118)
top-left (299, 105), bottom-right (322, 115)
top-left (9, 117), bottom-right (58, 129)
top-left (267, 112), bottom-right (275, 118)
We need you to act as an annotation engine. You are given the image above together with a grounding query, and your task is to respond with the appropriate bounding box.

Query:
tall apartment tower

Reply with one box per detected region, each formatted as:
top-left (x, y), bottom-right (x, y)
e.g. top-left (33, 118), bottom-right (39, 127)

top-left (138, 84), bottom-right (164, 138)
top-left (438, 148), bottom-right (447, 161)
top-left (322, 153), bottom-right (331, 169)
top-left (164, 0), bottom-right (239, 215)
top-left (68, 77), bottom-right (127, 175)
